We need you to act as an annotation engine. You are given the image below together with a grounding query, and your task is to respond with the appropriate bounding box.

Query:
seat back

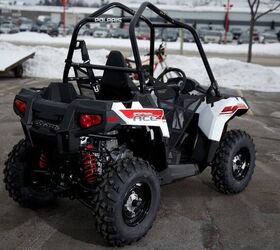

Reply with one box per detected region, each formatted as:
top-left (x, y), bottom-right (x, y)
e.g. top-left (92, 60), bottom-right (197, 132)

top-left (42, 82), bottom-right (77, 103)
top-left (100, 50), bottom-right (134, 101)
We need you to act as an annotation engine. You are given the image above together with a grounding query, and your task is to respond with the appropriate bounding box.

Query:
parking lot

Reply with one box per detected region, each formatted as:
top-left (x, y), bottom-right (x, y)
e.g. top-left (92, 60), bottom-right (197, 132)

top-left (0, 77), bottom-right (279, 249)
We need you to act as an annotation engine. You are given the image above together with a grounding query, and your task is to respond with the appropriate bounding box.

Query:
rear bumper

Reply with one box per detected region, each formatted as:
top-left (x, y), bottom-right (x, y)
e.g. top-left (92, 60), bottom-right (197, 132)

top-left (16, 87), bottom-right (120, 153)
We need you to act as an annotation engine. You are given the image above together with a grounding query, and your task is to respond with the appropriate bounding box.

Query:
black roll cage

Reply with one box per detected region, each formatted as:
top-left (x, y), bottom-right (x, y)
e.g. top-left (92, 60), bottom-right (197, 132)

top-left (63, 1), bottom-right (220, 96)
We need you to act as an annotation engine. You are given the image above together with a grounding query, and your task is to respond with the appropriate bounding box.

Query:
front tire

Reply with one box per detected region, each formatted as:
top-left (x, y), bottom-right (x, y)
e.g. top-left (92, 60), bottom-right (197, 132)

top-left (211, 130), bottom-right (256, 194)
top-left (95, 157), bottom-right (160, 246)
top-left (3, 139), bottom-right (56, 208)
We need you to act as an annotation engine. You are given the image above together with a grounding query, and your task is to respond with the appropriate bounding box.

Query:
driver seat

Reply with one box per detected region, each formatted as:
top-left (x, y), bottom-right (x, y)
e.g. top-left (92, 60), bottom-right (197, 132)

top-left (100, 50), bottom-right (135, 101)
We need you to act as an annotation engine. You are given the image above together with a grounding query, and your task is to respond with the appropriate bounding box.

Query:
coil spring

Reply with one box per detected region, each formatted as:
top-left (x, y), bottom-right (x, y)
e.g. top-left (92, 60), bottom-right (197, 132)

top-left (81, 144), bottom-right (98, 185)
top-left (39, 152), bottom-right (48, 169)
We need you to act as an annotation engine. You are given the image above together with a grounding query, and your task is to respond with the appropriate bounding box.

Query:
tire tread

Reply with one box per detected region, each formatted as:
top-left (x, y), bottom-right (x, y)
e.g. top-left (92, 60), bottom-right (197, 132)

top-left (95, 157), bottom-right (159, 247)
top-left (211, 130), bottom-right (255, 194)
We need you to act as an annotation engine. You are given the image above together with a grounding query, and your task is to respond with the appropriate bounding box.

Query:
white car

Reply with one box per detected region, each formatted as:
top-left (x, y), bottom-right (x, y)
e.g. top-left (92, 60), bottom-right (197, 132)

top-left (259, 32), bottom-right (278, 44)
top-left (203, 30), bottom-right (222, 43)
top-left (0, 22), bottom-right (19, 34)
top-left (93, 27), bottom-right (111, 38)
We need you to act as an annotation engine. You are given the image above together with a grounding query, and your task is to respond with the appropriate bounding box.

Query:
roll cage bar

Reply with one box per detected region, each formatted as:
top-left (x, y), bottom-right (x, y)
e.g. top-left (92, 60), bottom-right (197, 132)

top-left (63, 1), bottom-right (220, 96)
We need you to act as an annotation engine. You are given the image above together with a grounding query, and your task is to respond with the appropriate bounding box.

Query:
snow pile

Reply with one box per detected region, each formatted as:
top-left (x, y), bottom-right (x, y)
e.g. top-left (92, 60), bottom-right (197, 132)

top-left (1, 32), bottom-right (280, 57)
top-left (0, 32), bottom-right (72, 47)
top-left (0, 42), bottom-right (72, 78)
top-left (0, 42), bottom-right (107, 78)
top-left (167, 56), bottom-right (280, 92)
top-left (0, 42), bottom-right (279, 92)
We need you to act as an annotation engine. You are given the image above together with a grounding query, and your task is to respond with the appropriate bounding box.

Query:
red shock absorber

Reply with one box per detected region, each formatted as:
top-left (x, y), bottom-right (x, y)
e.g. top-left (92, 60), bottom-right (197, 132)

top-left (39, 151), bottom-right (48, 169)
top-left (81, 144), bottom-right (98, 185)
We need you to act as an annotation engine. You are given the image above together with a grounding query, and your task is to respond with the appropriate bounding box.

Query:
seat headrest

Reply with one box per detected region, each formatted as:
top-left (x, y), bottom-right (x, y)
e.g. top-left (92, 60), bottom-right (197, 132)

top-left (102, 50), bottom-right (129, 89)
top-left (105, 50), bottom-right (126, 67)
top-left (100, 50), bottom-right (134, 101)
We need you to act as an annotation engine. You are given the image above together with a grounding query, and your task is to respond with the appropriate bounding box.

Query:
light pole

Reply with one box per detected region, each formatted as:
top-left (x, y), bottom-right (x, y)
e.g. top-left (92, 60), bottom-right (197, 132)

top-left (223, 0), bottom-right (233, 44)
top-left (61, 0), bottom-right (68, 35)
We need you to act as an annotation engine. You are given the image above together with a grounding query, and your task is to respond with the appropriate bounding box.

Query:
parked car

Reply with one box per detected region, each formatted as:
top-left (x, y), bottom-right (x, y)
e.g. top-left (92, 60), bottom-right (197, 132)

top-left (0, 22), bottom-right (19, 34)
top-left (246, 28), bottom-right (259, 42)
top-left (203, 30), bottom-right (222, 43)
top-left (19, 19), bottom-right (32, 31)
top-left (39, 23), bottom-right (48, 33)
top-left (198, 26), bottom-right (210, 40)
top-left (0, 16), bottom-right (4, 24)
top-left (78, 25), bottom-right (93, 36)
top-left (155, 28), bottom-right (162, 39)
top-left (36, 15), bottom-right (51, 26)
top-left (40, 22), bottom-right (59, 37)
top-left (136, 27), bottom-right (150, 40)
top-left (230, 28), bottom-right (243, 39)
top-left (15, 17), bottom-right (30, 27)
top-left (93, 27), bottom-right (111, 38)
top-left (259, 31), bottom-right (278, 43)
top-left (32, 24), bottom-right (39, 32)
top-left (183, 30), bottom-right (194, 42)
top-left (58, 24), bottom-right (74, 36)
top-left (277, 30), bottom-right (280, 41)
top-left (111, 28), bottom-right (129, 38)
top-left (238, 32), bottom-right (250, 44)
top-left (19, 20), bottom-right (39, 32)
top-left (162, 28), bottom-right (178, 42)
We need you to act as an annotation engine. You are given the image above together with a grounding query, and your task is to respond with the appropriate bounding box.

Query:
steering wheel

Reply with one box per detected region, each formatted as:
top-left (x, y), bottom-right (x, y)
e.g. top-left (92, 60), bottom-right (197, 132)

top-left (156, 67), bottom-right (187, 92)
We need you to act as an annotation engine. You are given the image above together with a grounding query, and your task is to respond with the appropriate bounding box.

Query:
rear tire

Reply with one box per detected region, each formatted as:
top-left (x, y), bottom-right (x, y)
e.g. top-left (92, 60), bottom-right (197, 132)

top-left (95, 157), bottom-right (160, 246)
top-left (211, 130), bottom-right (256, 194)
top-left (3, 139), bottom-right (56, 208)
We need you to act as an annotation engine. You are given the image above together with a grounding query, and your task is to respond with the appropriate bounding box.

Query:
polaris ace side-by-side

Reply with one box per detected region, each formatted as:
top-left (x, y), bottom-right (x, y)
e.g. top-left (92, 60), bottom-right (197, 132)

top-left (4, 2), bottom-right (255, 247)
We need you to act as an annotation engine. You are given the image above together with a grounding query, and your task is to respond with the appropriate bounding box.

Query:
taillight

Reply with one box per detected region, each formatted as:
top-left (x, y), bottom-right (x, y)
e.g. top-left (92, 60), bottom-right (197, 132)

top-left (14, 99), bottom-right (27, 115)
top-left (79, 114), bottom-right (102, 128)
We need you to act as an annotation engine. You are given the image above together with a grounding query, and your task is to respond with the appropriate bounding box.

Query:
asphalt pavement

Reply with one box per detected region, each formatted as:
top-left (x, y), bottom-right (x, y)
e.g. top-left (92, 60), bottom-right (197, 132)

top-left (0, 77), bottom-right (279, 250)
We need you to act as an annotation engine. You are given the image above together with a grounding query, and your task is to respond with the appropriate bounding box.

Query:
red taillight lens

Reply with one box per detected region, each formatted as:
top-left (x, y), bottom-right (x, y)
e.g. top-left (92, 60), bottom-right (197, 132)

top-left (79, 114), bottom-right (102, 128)
top-left (14, 99), bottom-right (27, 114)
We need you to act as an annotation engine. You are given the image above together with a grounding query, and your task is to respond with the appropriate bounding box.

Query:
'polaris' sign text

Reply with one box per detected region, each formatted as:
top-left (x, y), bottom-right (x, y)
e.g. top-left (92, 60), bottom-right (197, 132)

top-left (94, 17), bottom-right (122, 23)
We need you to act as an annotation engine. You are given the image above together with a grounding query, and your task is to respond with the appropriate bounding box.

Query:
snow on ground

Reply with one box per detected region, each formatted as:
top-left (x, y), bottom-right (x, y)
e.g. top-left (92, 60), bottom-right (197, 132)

top-left (0, 42), bottom-right (280, 92)
top-left (1, 32), bottom-right (280, 56)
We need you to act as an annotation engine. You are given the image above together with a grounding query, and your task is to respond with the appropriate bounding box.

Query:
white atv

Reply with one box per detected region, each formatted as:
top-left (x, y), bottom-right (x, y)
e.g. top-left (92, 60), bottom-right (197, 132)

top-left (4, 2), bottom-right (255, 247)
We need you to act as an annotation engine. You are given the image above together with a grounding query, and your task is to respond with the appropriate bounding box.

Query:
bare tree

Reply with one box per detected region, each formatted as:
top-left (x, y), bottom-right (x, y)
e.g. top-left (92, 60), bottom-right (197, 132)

top-left (247, 0), bottom-right (280, 63)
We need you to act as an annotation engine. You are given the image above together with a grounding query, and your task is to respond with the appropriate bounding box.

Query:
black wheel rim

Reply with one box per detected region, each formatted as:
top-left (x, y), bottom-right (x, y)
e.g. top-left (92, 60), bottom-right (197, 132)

top-left (232, 148), bottom-right (251, 181)
top-left (122, 182), bottom-right (151, 227)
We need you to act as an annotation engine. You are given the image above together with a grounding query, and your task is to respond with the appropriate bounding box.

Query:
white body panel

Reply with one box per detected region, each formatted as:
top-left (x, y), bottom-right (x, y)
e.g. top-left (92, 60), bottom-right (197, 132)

top-left (112, 97), bottom-right (248, 142)
top-left (196, 97), bottom-right (248, 141)
top-left (112, 102), bottom-right (170, 138)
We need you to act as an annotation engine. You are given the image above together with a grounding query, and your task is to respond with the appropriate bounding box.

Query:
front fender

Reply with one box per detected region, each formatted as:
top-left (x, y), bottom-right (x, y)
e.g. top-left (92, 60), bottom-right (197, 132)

top-left (196, 97), bottom-right (249, 141)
